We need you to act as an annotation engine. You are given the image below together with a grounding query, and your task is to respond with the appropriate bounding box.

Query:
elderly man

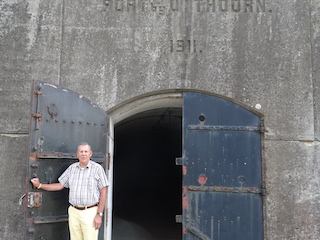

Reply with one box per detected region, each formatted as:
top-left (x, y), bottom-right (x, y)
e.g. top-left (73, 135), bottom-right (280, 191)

top-left (31, 142), bottom-right (108, 240)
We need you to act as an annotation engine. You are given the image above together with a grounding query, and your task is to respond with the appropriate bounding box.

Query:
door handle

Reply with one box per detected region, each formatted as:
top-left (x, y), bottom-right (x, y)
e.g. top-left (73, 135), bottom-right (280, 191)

top-left (19, 193), bottom-right (26, 206)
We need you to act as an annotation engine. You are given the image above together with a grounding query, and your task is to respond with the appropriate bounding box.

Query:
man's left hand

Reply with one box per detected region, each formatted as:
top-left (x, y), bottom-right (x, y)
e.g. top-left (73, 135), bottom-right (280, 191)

top-left (93, 215), bottom-right (102, 230)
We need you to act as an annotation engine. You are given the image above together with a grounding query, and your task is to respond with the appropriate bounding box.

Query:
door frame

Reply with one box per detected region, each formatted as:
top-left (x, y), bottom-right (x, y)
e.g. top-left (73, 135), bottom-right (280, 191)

top-left (107, 90), bottom-right (264, 240)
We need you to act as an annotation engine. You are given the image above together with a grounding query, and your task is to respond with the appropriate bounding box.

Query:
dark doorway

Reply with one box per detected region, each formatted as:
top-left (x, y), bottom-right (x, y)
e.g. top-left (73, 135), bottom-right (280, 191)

top-left (112, 108), bottom-right (182, 240)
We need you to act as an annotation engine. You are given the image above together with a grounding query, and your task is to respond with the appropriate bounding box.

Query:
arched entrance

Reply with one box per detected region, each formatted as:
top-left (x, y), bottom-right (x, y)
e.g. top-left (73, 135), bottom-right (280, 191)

top-left (113, 107), bottom-right (182, 239)
top-left (109, 92), bottom-right (183, 239)
top-left (109, 91), bottom-right (265, 240)
top-left (25, 83), bottom-right (264, 240)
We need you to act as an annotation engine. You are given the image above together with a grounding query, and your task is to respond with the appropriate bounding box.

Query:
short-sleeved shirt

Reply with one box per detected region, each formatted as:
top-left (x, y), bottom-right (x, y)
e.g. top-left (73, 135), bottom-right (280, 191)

top-left (58, 160), bottom-right (108, 206)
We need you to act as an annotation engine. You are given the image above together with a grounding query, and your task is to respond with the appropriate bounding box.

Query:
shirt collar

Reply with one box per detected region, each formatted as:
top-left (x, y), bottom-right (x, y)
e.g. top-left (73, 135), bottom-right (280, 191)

top-left (76, 160), bottom-right (92, 169)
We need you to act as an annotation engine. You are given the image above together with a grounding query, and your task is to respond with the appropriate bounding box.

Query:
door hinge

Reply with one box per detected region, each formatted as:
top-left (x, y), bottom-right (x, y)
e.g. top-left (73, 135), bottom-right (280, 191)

top-left (32, 85), bottom-right (42, 130)
top-left (175, 157), bottom-right (182, 165)
top-left (175, 215), bottom-right (182, 223)
top-left (187, 185), bottom-right (267, 195)
top-left (33, 215), bottom-right (68, 224)
top-left (32, 111), bottom-right (43, 130)
top-left (188, 125), bottom-right (263, 132)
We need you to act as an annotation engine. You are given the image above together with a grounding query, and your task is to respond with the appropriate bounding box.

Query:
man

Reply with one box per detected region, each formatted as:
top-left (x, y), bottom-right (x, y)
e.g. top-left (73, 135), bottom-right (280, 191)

top-left (31, 142), bottom-right (108, 240)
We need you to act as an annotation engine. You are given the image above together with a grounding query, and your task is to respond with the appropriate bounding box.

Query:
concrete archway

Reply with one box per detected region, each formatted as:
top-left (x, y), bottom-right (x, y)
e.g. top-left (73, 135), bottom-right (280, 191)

top-left (107, 91), bottom-right (263, 239)
top-left (108, 92), bottom-right (183, 239)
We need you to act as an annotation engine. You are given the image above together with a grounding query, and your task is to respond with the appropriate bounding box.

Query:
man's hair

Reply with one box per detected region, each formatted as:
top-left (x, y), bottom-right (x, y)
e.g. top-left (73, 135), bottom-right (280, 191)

top-left (78, 142), bottom-right (91, 150)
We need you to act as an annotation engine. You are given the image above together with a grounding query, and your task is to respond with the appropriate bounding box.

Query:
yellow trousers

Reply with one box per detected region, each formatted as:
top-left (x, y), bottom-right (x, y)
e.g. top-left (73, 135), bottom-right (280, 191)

top-left (68, 205), bottom-right (99, 240)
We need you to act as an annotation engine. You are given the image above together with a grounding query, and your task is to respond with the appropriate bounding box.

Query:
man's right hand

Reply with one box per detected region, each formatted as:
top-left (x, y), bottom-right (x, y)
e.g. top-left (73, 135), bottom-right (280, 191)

top-left (30, 178), bottom-right (41, 188)
top-left (30, 178), bottom-right (64, 191)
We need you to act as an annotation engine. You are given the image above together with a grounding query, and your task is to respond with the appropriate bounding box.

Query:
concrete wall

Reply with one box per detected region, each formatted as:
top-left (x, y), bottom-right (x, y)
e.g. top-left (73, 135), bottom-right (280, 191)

top-left (0, 0), bottom-right (319, 239)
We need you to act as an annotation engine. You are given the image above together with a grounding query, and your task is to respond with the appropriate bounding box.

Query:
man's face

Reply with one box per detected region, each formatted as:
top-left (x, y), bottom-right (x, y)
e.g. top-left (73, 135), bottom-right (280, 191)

top-left (76, 144), bottom-right (92, 166)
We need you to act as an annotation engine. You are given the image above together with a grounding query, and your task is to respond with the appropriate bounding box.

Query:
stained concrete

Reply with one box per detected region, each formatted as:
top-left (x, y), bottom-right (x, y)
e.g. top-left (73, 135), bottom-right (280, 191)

top-left (265, 140), bottom-right (320, 239)
top-left (0, 134), bottom-right (28, 240)
top-left (1, 0), bottom-right (320, 239)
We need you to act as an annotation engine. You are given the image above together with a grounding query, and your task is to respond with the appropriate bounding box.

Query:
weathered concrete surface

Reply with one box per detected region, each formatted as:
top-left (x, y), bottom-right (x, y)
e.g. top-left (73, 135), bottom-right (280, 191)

top-left (312, 0), bottom-right (320, 140)
top-left (0, 0), bottom-right (319, 239)
top-left (265, 140), bottom-right (320, 239)
top-left (0, 0), bottom-right (315, 139)
top-left (58, 0), bottom-right (314, 141)
top-left (0, 1), bottom-right (61, 134)
top-left (0, 134), bottom-right (28, 240)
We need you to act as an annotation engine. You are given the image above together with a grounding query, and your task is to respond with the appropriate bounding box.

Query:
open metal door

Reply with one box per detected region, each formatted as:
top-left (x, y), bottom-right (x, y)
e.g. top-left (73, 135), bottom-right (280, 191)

top-left (182, 92), bottom-right (264, 240)
top-left (24, 81), bottom-right (109, 240)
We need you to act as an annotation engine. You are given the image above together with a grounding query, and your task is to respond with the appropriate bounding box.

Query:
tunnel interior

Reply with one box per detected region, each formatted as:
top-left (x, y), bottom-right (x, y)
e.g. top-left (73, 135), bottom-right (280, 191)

top-left (112, 107), bottom-right (182, 240)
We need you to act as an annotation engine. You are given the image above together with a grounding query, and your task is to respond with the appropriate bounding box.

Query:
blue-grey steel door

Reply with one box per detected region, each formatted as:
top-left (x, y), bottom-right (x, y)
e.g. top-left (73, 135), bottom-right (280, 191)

top-left (182, 92), bottom-right (264, 240)
top-left (25, 81), bottom-right (108, 240)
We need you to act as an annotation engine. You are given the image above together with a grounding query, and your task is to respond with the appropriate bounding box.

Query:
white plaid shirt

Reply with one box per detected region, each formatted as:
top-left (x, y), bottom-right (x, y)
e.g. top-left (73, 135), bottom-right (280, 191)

top-left (58, 160), bottom-right (108, 206)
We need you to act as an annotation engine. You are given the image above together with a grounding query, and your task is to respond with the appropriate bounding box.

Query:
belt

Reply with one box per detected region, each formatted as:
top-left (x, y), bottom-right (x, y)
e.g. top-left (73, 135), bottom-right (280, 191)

top-left (72, 203), bottom-right (98, 210)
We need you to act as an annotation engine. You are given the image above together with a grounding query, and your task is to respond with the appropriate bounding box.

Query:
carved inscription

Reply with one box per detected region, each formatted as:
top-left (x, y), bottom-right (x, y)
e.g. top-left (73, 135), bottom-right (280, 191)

top-left (102, 0), bottom-right (270, 55)
top-left (170, 40), bottom-right (199, 53)
top-left (104, 0), bottom-right (267, 13)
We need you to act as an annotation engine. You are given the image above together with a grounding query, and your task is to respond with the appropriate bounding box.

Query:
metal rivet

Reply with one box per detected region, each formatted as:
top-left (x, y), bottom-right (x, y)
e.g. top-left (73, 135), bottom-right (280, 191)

top-left (30, 163), bottom-right (38, 169)
top-left (27, 227), bottom-right (35, 234)
top-left (199, 114), bottom-right (206, 122)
